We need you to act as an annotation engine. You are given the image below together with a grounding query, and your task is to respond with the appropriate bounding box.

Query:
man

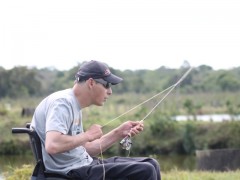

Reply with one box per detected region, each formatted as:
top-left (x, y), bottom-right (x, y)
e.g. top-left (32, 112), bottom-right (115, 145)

top-left (31, 60), bottom-right (161, 180)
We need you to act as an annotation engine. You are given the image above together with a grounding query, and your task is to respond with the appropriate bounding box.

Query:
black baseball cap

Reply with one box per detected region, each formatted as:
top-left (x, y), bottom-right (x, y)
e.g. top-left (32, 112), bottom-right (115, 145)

top-left (75, 60), bottom-right (123, 85)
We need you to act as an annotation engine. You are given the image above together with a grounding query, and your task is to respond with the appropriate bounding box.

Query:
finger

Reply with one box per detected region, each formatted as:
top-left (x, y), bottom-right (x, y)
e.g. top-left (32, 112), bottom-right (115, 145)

top-left (131, 121), bottom-right (140, 126)
top-left (135, 124), bottom-right (143, 130)
top-left (129, 131), bottom-right (136, 137)
top-left (131, 128), bottom-right (140, 135)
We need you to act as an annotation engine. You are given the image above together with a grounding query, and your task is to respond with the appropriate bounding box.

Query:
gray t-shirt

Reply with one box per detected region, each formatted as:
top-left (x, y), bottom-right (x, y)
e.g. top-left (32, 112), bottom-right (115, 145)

top-left (31, 88), bottom-right (93, 175)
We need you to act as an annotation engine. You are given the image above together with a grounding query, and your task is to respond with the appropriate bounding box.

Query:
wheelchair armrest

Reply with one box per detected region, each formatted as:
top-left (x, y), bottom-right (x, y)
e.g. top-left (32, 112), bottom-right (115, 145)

top-left (12, 128), bottom-right (32, 134)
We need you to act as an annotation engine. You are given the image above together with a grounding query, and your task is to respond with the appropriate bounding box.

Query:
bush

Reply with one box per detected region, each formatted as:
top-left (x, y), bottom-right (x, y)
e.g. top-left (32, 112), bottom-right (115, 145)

top-left (0, 140), bottom-right (30, 155)
top-left (4, 164), bottom-right (33, 180)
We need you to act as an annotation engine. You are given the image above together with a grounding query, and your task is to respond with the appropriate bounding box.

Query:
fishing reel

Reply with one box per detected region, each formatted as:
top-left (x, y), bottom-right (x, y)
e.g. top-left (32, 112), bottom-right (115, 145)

top-left (120, 135), bottom-right (132, 150)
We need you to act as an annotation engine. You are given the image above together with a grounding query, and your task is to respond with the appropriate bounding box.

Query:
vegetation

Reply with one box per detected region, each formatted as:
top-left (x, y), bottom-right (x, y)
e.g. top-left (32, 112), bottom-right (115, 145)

top-left (1, 63), bottom-right (240, 98)
top-left (3, 165), bottom-right (32, 180)
top-left (162, 169), bottom-right (240, 180)
top-left (1, 92), bottom-right (240, 156)
top-left (1, 63), bottom-right (240, 177)
top-left (4, 165), bottom-right (240, 180)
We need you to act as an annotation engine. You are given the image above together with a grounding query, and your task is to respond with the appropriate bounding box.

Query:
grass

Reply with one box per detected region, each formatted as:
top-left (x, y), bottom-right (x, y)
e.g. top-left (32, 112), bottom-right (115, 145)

top-left (1, 92), bottom-right (240, 179)
top-left (162, 169), bottom-right (240, 180)
top-left (3, 165), bottom-right (33, 180)
top-left (3, 165), bottom-right (240, 180)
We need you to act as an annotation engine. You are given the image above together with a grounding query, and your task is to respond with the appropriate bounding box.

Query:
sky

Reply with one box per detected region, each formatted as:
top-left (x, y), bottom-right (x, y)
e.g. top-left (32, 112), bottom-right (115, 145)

top-left (0, 0), bottom-right (240, 71)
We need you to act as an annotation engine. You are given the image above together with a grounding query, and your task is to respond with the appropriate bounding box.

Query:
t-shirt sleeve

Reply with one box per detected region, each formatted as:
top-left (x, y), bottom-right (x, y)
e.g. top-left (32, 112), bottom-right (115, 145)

top-left (46, 98), bottom-right (73, 135)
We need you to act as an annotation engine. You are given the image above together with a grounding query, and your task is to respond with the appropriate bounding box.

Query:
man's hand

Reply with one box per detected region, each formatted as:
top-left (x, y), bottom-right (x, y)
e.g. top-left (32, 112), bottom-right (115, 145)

top-left (85, 124), bottom-right (103, 142)
top-left (129, 121), bottom-right (144, 137)
top-left (46, 125), bottom-right (102, 155)
top-left (118, 121), bottom-right (144, 138)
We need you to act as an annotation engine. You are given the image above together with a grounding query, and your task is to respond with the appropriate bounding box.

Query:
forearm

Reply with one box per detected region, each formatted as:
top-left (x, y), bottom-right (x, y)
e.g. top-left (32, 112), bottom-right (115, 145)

top-left (84, 121), bottom-right (144, 156)
top-left (84, 128), bottom-right (121, 156)
top-left (45, 131), bottom-right (90, 154)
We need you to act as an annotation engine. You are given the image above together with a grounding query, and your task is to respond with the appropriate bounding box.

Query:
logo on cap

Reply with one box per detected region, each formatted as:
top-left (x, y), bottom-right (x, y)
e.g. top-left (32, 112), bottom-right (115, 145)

top-left (104, 69), bottom-right (111, 76)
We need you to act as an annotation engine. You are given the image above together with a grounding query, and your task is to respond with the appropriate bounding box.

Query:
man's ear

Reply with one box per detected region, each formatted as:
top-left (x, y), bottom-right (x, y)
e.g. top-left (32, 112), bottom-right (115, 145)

top-left (86, 78), bottom-right (95, 88)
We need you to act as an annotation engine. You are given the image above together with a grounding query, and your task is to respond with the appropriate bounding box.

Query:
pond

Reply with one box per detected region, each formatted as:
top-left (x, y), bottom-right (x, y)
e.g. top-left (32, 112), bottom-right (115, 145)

top-left (0, 154), bottom-right (196, 179)
top-left (173, 114), bottom-right (240, 122)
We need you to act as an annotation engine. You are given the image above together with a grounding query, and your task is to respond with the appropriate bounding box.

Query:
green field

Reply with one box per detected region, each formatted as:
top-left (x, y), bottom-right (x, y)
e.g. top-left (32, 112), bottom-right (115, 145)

top-left (3, 165), bottom-right (240, 180)
top-left (1, 92), bottom-right (240, 179)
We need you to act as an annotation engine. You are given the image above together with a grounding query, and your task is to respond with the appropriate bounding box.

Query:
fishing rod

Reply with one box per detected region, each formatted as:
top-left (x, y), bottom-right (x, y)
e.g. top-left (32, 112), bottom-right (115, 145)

top-left (101, 84), bottom-right (176, 128)
top-left (98, 67), bottom-right (193, 180)
top-left (119, 67), bottom-right (193, 150)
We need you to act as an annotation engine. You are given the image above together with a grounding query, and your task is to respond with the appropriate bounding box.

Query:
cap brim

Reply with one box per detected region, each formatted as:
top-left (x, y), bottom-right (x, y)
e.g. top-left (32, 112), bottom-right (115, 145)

top-left (103, 74), bottom-right (123, 85)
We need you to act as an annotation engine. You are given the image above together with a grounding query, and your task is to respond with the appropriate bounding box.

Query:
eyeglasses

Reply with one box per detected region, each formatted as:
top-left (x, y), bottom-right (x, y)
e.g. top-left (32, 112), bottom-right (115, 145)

top-left (94, 79), bottom-right (111, 89)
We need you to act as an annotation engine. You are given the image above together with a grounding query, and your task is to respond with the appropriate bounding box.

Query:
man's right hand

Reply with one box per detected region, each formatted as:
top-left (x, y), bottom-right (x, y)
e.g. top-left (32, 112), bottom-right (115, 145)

top-left (84, 124), bottom-right (103, 142)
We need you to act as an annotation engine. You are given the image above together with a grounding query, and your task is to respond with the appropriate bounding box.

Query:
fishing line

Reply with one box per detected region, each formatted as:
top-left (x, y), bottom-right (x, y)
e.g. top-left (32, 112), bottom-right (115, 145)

top-left (141, 66), bottom-right (193, 121)
top-left (101, 84), bottom-right (175, 128)
top-left (99, 67), bottom-right (193, 179)
top-left (99, 89), bottom-right (173, 179)
top-left (120, 67), bottom-right (193, 151)
top-left (99, 79), bottom-right (175, 180)
top-left (99, 140), bottom-right (105, 180)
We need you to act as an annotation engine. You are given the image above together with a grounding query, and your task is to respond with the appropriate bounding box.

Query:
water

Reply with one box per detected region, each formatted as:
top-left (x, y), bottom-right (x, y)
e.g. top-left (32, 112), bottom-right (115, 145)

top-left (173, 114), bottom-right (240, 122)
top-left (2, 114), bottom-right (236, 179)
top-left (156, 154), bottom-right (196, 171)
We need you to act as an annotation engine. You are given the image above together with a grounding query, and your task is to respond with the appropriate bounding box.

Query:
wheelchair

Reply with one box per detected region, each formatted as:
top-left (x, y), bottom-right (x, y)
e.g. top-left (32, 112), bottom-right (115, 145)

top-left (12, 123), bottom-right (71, 180)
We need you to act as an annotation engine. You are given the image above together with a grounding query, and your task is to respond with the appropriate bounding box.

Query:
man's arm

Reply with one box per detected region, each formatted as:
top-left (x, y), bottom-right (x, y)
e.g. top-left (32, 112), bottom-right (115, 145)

top-left (84, 121), bottom-right (144, 156)
top-left (45, 124), bottom-right (102, 154)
